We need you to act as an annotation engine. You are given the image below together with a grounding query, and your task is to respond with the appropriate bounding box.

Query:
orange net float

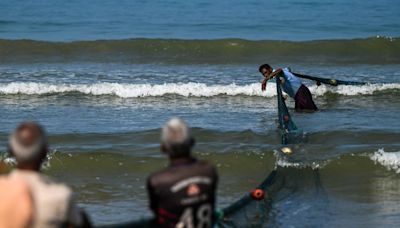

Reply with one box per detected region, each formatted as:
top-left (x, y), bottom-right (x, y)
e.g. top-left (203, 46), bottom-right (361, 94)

top-left (251, 188), bottom-right (265, 201)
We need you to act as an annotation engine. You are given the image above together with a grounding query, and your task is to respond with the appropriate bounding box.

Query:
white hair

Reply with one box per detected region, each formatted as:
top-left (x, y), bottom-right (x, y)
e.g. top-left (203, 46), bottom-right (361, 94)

top-left (161, 118), bottom-right (191, 146)
top-left (10, 126), bottom-right (47, 164)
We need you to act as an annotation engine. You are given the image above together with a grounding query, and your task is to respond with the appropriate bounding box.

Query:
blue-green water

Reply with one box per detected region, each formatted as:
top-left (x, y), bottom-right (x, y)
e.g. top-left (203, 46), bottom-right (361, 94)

top-left (0, 0), bottom-right (399, 41)
top-left (1, 0), bottom-right (400, 227)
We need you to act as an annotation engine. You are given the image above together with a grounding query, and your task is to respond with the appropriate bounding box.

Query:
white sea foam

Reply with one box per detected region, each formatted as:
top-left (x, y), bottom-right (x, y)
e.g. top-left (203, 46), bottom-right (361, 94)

top-left (311, 83), bottom-right (400, 96)
top-left (0, 82), bottom-right (398, 98)
top-left (274, 150), bottom-right (328, 169)
top-left (370, 148), bottom-right (400, 173)
top-left (0, 82), bottom-right (274, 98)
top-left (1, 157), bottom-right (16, 165)
top-left (275, 159), bottom-right (327, 169)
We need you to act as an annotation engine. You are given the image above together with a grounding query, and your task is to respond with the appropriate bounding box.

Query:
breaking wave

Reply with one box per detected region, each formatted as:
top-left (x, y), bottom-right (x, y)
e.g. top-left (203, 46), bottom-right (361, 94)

top-left (370, 149), bottom-right (400, 173)
top-left (0, 82), bottom-right (399, 98)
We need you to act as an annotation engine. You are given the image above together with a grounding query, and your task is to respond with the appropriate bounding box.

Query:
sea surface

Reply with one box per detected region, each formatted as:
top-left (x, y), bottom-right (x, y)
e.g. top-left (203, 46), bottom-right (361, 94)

top-left (1, 0), bottom-right (400, 227)
top-left (0, 0), bottom-right (400, 41)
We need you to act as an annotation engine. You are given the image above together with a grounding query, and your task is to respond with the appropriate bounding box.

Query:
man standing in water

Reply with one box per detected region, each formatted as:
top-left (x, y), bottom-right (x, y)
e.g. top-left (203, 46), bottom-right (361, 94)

top-left (147, 118), bottom-right (218, 228)
top-left (259, 64), bottom-right (318, 111)
top-left (8, 122), bottom-right (90, 228)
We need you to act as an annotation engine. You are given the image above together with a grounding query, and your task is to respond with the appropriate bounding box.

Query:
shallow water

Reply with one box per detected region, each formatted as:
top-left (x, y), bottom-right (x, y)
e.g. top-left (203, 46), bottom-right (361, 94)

top-left (0, 63), bottom-right (399, 226)
top-left (1, 0), bottom-right (400, 226)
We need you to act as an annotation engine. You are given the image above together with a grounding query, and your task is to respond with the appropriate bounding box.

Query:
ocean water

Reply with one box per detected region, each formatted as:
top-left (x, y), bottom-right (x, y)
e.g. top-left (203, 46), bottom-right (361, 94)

top-left (1, 0), bottom-right (400, 227)
top-left (0, 0), bottom-right (400, 41)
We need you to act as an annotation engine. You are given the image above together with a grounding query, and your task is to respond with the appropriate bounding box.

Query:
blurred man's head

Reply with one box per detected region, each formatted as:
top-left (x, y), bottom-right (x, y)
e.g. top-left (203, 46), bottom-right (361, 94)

top-left (9, 122), bottom-right (47, 170)
top-left (161, 118), bottom-right (195, 159)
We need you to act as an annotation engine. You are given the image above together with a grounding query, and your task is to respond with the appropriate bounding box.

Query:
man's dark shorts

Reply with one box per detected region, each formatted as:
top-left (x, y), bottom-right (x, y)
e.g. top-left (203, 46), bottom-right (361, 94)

top-left (294, 84), bottom-right (318, 111)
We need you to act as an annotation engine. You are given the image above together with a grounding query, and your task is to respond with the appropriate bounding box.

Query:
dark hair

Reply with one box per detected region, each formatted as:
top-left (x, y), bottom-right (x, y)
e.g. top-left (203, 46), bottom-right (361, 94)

top-left (259, 64), bottom-right (272, 73)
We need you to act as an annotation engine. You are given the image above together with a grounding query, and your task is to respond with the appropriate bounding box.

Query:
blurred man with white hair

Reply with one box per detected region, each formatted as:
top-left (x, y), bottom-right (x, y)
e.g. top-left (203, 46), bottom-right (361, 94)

top-left (147, 118), bottom-right (218, 228)
top-left (8, 122), bottom-right (90, 228)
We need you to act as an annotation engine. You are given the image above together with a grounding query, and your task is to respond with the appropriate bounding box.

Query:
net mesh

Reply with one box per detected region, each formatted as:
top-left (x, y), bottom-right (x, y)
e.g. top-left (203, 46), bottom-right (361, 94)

top-left (102, 76), bottom-right (303, 228)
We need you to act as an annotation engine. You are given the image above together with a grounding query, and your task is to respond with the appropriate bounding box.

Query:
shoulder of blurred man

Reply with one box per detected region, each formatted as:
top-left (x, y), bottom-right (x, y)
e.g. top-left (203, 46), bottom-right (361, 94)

top-left (0, 175), bottom-right (33, 228)
top-left (9, 169), bottom-right (84, 228)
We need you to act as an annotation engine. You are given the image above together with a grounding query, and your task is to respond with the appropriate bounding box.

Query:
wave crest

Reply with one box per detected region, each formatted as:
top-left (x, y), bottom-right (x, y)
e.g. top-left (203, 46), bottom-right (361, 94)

top-left (0, 82), bottom-right (399, 98)
top-left (370, 149), bottom-right (400, 173)
top-left (0, 82), bottom-right (266, 98)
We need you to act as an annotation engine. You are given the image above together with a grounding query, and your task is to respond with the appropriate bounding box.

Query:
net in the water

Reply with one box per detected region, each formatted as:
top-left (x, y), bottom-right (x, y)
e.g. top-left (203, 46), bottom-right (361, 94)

top-left (217, 170), bottom-right (277, 227)
top-left (217, 77), bottom-right (304, 227)
top-left (101, 76), bottom-right (304, 228)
